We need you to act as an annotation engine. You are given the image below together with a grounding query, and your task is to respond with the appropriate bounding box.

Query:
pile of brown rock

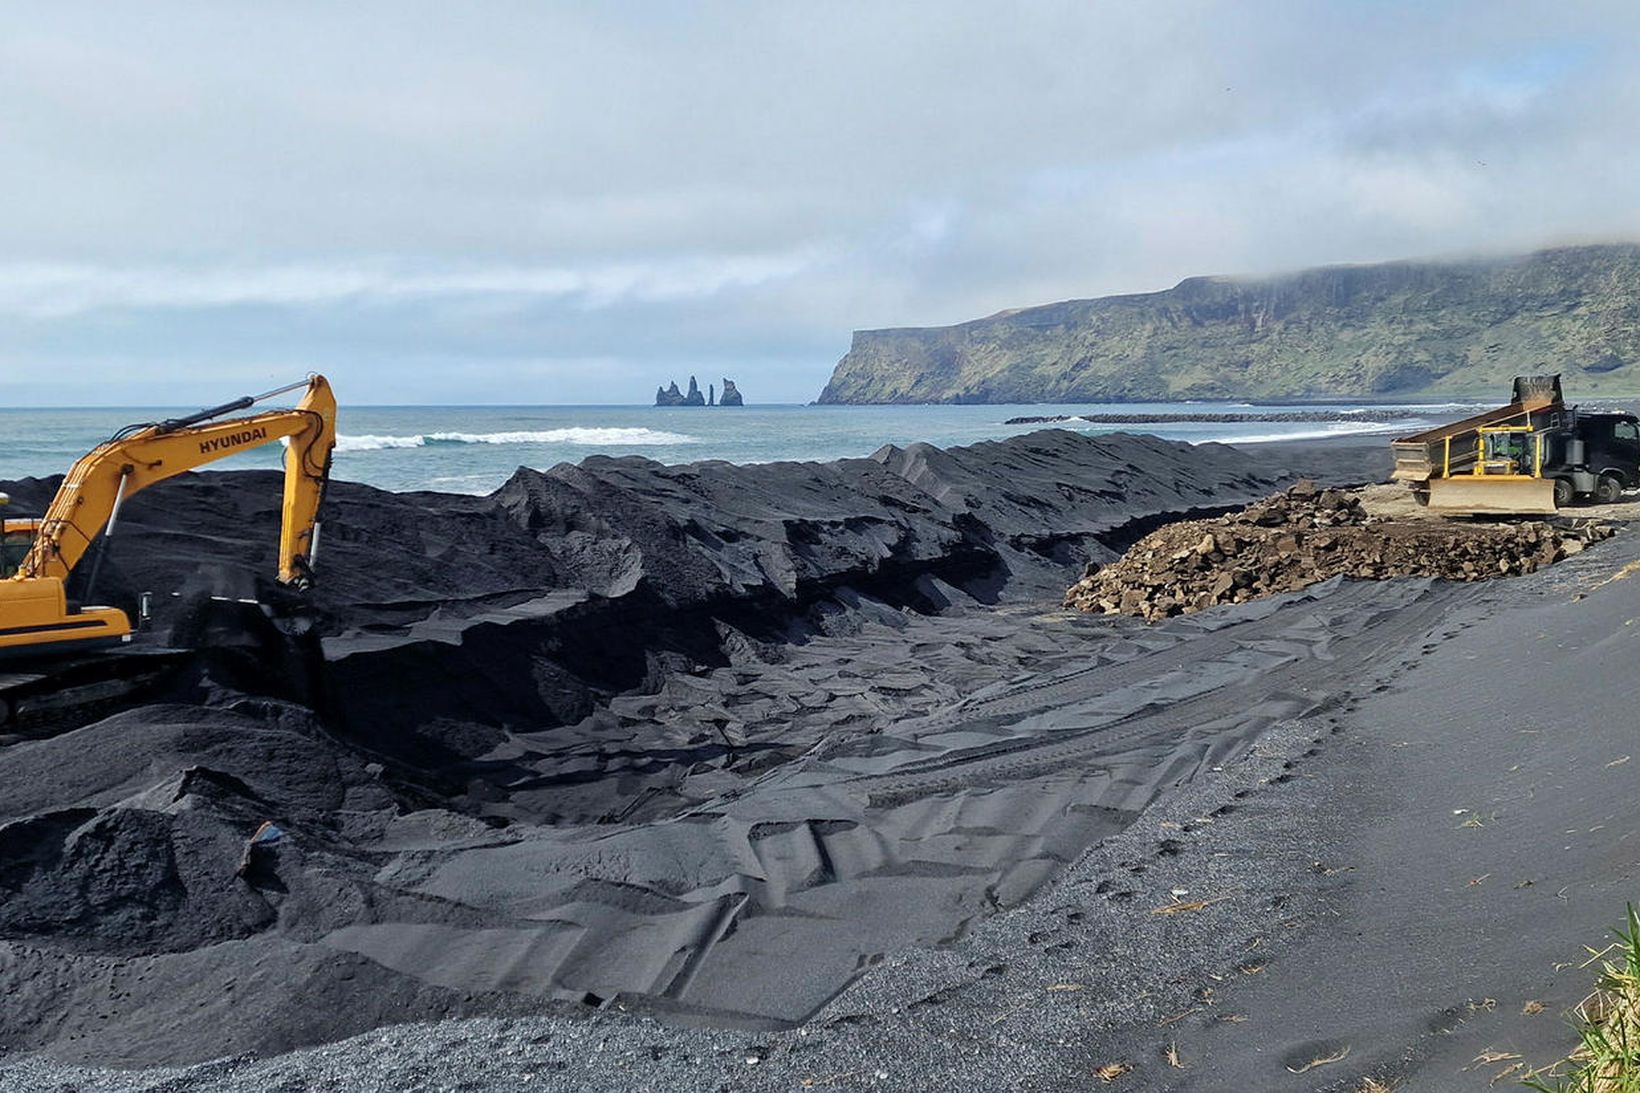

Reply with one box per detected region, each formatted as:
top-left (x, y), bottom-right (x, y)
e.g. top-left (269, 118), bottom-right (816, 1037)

top-left (1064, 480), bottom-right (1616, 620)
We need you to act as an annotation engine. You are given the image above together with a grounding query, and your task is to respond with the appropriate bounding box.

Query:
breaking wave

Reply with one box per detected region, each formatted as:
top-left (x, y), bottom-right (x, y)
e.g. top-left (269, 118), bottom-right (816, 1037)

top-left (335, 427), bottom-right (699, 452)
top-left (1217, 420), bottom-right (1415, 444)
top-left (1339, 402), bottom-right (1486, 415)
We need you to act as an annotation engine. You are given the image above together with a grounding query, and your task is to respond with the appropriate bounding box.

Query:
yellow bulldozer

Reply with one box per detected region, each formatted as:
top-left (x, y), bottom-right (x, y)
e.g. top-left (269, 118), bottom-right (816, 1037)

top-left (0, 375), bottom-right (336, 732)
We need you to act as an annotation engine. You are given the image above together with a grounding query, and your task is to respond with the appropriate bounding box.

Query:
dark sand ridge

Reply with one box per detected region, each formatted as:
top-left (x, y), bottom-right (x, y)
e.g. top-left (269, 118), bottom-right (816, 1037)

top-left (0, 430), bottom-right (1382, 1071)
top-left (11, 524), bottom-right (1638, 1091)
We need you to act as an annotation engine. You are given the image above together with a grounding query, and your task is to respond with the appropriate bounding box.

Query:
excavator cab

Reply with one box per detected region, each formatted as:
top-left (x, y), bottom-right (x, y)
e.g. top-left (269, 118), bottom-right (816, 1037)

top-left (1, 529), bottom-right (32, 580)
top-left (1, 498), bottom-right (34, 580)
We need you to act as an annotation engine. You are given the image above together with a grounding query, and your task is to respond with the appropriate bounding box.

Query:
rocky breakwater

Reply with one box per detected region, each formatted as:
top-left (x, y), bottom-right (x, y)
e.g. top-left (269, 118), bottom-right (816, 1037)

top-left (1065, 480), bottom-right (1617, 620)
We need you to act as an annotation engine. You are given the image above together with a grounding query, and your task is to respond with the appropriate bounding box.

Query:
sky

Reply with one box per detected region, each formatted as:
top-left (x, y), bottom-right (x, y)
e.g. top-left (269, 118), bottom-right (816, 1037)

top-left (1, 1), bottom-right (1638, 406)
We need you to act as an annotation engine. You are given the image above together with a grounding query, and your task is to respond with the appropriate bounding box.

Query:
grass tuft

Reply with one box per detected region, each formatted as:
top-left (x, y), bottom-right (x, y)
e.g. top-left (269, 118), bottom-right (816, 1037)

top-left (1525, 904), bottom-right (1640, 1092)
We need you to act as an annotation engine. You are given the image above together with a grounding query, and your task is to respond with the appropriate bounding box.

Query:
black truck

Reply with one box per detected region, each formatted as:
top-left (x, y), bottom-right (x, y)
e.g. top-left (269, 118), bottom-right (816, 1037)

top-left (1538, 408), bottom-right (1640, 505)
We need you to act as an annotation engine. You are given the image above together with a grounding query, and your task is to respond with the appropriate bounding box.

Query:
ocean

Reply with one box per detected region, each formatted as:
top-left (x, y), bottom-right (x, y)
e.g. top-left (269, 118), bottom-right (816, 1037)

top-left (0, 401), bottom-right (1471, 495)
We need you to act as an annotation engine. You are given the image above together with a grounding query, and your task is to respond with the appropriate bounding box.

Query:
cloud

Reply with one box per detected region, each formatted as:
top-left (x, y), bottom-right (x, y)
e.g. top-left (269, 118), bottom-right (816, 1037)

top-left (0, 252), bottom-right (822, 318)
top-left (0, 2), bottom-right (1637, 404)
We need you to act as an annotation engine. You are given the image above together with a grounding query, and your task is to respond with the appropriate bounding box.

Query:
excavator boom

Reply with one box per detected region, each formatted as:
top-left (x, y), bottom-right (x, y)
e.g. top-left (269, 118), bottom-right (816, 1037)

top-left (21, 375), bottom-right (336, 586)
top-left (1, 375), bottom-right (336, 677)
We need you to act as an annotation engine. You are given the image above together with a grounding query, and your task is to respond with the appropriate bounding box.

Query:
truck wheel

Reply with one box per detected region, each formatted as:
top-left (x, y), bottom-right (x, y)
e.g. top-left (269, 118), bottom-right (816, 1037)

top-left (1552, 478), bottom-right (1575, 508)
top-left (1596, 474), bottom-right (1624, 504)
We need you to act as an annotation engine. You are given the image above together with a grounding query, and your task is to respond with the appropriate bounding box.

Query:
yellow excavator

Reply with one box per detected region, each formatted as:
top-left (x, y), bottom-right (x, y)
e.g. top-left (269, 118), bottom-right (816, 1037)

top-left (0, 375), bottom-right (335, 730)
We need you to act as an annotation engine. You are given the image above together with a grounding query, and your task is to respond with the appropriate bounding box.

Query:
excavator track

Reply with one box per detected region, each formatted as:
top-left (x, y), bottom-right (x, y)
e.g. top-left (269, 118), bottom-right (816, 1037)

top-left (0, 647), bottom-right (190, 744)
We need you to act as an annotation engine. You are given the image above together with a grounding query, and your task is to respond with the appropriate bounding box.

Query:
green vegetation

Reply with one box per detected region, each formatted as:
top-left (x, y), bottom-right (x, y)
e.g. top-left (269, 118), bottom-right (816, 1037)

top-left (1526, 905), bottom-right (1640, 1092)
top-left (816, 245), bottom-right (1640, 404)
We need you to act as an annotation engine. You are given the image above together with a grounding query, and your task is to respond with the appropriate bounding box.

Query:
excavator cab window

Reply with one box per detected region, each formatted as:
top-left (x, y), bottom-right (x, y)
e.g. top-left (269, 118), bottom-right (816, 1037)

top-left (1, 526), bottom-right (33, 579)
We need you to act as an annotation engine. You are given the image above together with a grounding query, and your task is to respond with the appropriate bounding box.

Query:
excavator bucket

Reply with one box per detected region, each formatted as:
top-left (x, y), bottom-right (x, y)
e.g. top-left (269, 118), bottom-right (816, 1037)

top-left (1425, 476), bottom-right (1557, 516)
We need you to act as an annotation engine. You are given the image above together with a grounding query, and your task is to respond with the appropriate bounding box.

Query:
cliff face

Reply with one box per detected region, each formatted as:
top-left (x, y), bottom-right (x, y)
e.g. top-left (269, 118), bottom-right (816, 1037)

top-left (816, 245), bottom-right (1640, 404)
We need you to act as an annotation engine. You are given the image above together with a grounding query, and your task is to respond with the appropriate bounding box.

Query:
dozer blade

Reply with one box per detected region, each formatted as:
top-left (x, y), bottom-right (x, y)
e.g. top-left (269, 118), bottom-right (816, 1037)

top-left (1426, 476), bottom-right (1557, 516)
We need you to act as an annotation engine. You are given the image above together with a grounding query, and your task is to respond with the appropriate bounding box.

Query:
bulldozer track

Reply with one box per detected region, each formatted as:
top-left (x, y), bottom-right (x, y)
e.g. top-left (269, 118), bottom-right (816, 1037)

top-left (748, 578), bottom-right (1456, 812)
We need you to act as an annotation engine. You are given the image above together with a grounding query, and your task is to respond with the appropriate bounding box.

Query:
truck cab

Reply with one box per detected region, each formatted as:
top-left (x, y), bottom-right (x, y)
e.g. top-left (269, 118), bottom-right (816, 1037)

top-left (1530, 409), bottom-right (1640, 505)
top-left (1570, 412), bottom-right (1640, 488)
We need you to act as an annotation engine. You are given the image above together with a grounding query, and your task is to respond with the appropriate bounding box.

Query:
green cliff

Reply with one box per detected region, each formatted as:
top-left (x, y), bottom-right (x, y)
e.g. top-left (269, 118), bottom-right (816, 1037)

top-left (816, 244), bottom-right (1640, 404)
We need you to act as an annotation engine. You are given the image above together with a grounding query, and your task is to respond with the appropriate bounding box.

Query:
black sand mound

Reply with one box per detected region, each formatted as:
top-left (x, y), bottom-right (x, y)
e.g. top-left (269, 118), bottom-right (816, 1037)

top-left (0, 430), bottom-right (1386, 1069)
top-left (20, 483), bottom-right (1635, 1092)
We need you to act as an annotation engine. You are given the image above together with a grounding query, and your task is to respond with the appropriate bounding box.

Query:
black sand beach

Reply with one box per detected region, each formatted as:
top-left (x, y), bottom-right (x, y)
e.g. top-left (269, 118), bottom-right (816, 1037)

top-left (1, 429), bottom-right (1634, 1091)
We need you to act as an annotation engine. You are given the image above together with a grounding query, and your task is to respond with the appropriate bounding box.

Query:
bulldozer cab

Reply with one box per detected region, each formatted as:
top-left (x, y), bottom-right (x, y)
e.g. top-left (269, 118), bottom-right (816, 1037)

top-left (1477, 426), bottom-right (1543, 477)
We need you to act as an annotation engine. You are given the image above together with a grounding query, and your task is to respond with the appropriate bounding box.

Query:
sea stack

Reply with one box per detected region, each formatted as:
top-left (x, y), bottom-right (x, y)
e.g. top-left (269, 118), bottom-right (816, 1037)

top-left (654, 376), bottom-right (744, 405)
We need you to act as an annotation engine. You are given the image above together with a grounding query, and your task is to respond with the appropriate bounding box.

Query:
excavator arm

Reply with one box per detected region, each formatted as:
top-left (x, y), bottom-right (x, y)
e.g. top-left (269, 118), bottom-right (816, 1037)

top-left (0, 375), bottom-right (335, 719)
top-left (19, 375), bottom-right (337, 587)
